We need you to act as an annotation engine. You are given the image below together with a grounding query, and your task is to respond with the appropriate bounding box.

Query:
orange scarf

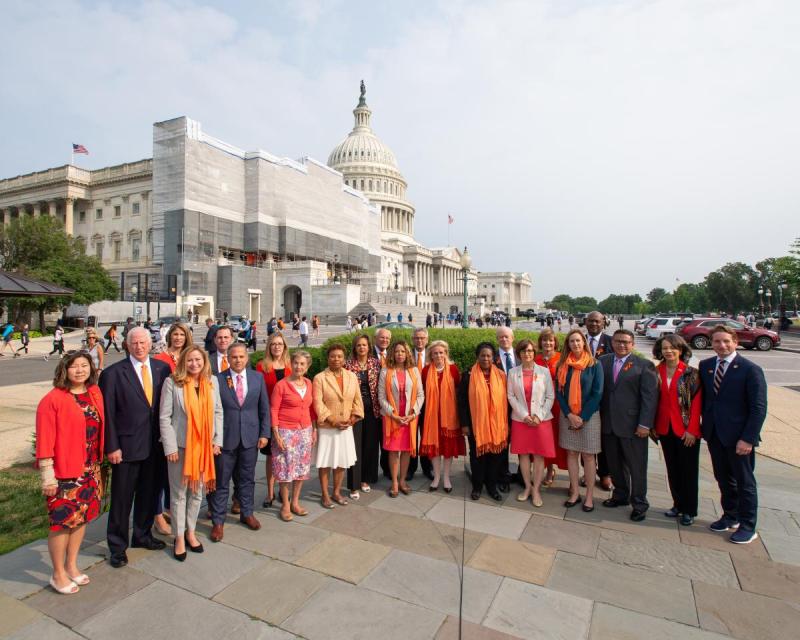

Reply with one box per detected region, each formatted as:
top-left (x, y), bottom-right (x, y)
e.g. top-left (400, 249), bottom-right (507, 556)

top-left (467, 364), bottom-right (508, 456)
top-left (382, 368), bottom-right (419, 457)
top-left (182, 378), bottom-right (217, 492)
top-left (420, 366), bottom-right (460, 457)
top-left (556, 351), bottom-right (593, 415)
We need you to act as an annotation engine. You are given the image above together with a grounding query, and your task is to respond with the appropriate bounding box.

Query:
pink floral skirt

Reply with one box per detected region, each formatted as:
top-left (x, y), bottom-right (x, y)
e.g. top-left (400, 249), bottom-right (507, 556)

top-left (271, 426), bottom-right (313, 482)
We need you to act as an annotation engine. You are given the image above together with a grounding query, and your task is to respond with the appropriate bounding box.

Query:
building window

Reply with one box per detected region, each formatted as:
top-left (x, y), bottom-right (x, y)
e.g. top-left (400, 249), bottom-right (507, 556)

top-left (79, 211), bottom-right (86, 222)
top-left (95, 243), bottom-right (103, 259)
top-left (113, 240), bottom-right (121, 262)
top-left (132, 238), bottom-right (141, 261)
top-left (369, 180), bottom-right (373, 191)
top-left (360, 179), bottom-right (365, 190)
top-left (114, 205), bottom-right (121, 218)
top-left (132, 202), bottom-right (140, 215)
top-left (95, 208), bottom-right (103, 220)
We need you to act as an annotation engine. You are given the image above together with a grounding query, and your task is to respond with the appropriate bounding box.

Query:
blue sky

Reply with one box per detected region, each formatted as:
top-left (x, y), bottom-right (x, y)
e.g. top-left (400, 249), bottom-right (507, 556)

top-left (2, 0), bottom-right (798, 300)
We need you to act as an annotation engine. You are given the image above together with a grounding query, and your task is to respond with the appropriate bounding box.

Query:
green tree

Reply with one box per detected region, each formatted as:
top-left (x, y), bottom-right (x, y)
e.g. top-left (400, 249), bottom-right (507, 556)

top-left (703, 262), bottom-right (758, 314)
top-left (646, 287), bottom-right (667, 306)
top-left (572, 296), bottom-right (598, 313)
top-left (0, 216), bottom-right (117, 329)
top-left (598, 293), bottom-right (643, 315)
top-left (672, 283), bottom-right (709, 313)
top-left (546, 294), bottom-right (574, 312)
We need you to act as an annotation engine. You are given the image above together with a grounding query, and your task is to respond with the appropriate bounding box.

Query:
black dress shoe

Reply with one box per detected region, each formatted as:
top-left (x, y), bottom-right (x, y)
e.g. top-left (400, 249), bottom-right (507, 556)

top-left (680, 514), bottom-right (694, 526)
top-left (185, 532), bottom-right (204, 553)
top-left (630, 510), bottom-right (646, 522)
top-left (109, 554), bottom-right (128, 568)
top-left (470, 491), bottom-right (481, 501)
top-left (602, 498), bottom-right (630, 508)
top-left (132, 538), bottom-right (167, 551)
top-left (582, 502), bottom-right (595, 513)
top-left (489, 490), bottom-right (503, 502)
top-left (664, 507), bottom-right (680, 518)
top-left (443, 487), bottom-right (453, 494)
top-left (498, 483), bottom-right (510, 493)
top-left (262, 499), bottom-right (273, 509)
top-left (564, 496), bottom-right (581, 508)
top-left (174, 539), bottom-right (187, 562)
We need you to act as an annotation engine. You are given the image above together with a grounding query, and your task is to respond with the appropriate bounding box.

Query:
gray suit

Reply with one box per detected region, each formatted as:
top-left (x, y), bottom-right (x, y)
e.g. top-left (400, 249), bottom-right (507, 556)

top-left (599, 353), bottom-right (658, 511)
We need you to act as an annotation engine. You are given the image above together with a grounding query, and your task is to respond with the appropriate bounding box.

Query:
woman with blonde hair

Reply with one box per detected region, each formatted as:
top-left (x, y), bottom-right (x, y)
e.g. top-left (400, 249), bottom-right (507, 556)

top-left (378, 341), bottom-right (424, 497)
top-left (159, 346), bottom-right (223, 560)
top-left (84, 329), bottom-right (105, 372)
top-left (256, 331), bottom-right (292, 508)
top-left (419, 340), bottom-right (463, 492)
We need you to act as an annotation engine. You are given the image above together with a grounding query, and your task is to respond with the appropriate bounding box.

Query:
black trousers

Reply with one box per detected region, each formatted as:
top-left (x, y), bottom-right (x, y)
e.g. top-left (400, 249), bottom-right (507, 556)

top-left (467, 432), bottom-right (504, 493)
top-left (211, 444), bottom-right (257, 524)
top-left (602, 433), bottom-right (649, 512)
top-left (107, 454), bottom-right (158, 558)
top-left (707, 431), bottom-right (758, 531)
top-left (356, 411), bottom-right (381, 485)
top-left (660, 431), bottom-right (700, 517)
top-left (406, 421), bottom-right (433, 477)
top-left (347, 420), bottom-right (364, 491)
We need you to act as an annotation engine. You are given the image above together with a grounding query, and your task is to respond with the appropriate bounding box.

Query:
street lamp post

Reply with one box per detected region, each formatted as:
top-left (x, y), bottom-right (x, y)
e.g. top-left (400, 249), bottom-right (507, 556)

top-left (460, 247), bottom-right (472, 329)
top-left (130, 284), bottom-right (138, 323)
top-left (393, 265), bottom-right (400, 291)
top-left (765, 289), bottom-right (772, 314)
top-left (758, 286), bottom-right (764, 316)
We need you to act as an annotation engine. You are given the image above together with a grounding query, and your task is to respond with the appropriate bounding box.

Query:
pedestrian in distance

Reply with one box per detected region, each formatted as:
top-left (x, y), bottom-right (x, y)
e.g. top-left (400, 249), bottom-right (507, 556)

top-left (14, 323), bottom-right (30, 357)
top-left (44, 322), bottom-right (65, 361)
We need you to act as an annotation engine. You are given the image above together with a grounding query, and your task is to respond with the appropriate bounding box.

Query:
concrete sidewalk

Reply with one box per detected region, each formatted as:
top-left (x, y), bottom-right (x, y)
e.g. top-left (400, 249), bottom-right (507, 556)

top-left (2, 441), bottom-right (800, 639)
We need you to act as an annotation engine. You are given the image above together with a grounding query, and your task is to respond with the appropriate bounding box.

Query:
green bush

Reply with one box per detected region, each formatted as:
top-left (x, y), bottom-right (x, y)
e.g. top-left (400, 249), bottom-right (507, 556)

top-left (10, 330), bottom-right (43, 340)
top-left (249, 328), bottom-right (546, 376)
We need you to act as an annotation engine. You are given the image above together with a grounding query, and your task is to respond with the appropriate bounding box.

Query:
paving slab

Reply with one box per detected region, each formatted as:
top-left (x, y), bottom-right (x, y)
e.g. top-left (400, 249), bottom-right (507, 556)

top-left (679, 520), bottom-right (770, 559)
top-left (596, 528), bottom-right (739, 588)
top-left (758, 486), bottom-right (800, 512)
top-left (589, 602), bottom-right (730, 640)
top-left (220, 517), bottom-right (330, 562)
top-left (5, 616), bottom-right (85, 640)
top-left (426, 498), bottom-right (531, 539)
top-left (435, 615), bottom-right (522, 640)
top-left (360, 549), bottom-right (503, 624)
top-left (213, 558), bottom-right (330, 625)
top-left (283, 579), bottom-right (446, 640)
top-left (0, 592), bottom-right (41, 637)
top-left (482, 577), bottom-right (593, 640)
top-left (0, 539), bottom-right (105, 599)
top-left (310, 501), bottom-right (387, 537)
top-left (760, 531), bottom-right (800, 566)
top-left (466, 535), bottom-right (555, 585)
top-left (369, 491), bottom-right (442, 517)
top-left (519, 514), bottom-right (601, 557)
top-left (364, 511), bottom-right (485, 564)
top-left (694, 579), bottom-right (800, 638)
top-left (131, 540), bottom-right (265, 598)
top-left (222, 619), bottom-right (301, 639)
top-left (25, 561), bottom-right (155, 627)
top-left (546, 551), bottom-right (698, 626)
top-left (501, 488), bottom-right (569, 519)
top-left (565, 502), bottom-right (680, 542)
top-left (757, 506), bottom-right (800, 537)
top-left (74, 580), bottom-right (250, 639)
top-left (730, 554), bottom-right (800, 604)
top-left (294, 531), bottom-right (390, 583)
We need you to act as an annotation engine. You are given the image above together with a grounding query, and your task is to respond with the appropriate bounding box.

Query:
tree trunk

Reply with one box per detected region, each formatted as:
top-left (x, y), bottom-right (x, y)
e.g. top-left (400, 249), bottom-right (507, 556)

top-left (38, 304), bottom-right (46, 332)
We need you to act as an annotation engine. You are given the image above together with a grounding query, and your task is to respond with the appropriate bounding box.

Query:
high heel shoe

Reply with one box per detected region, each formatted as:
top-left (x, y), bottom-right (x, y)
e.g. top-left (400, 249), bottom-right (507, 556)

top-left (564, 495), bottom-right (581, 508)
top-left (173, 539), bottom-right (187, 562)
top-left (184, 532), bottom-right (204, 553)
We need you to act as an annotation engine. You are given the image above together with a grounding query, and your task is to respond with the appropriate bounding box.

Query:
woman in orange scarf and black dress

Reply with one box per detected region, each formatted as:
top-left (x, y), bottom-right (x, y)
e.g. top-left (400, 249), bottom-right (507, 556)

top-left (457, 342), bottom-right (508, 502)
top-left (419, 340), bottom-right (464, 493)
top-left (534, 328), bottom-right (569, 487)
top-left (555, 329), bottom-right (604, 512)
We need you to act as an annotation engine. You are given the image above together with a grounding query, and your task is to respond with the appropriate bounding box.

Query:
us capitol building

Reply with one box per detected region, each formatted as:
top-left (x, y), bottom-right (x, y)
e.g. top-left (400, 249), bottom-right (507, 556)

top-left (0, 83), bottom-right (532, 323)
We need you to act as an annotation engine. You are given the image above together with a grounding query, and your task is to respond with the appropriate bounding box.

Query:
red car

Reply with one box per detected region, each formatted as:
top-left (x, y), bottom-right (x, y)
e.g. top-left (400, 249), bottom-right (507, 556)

top-left (675, 318), bottom-right (780, 351)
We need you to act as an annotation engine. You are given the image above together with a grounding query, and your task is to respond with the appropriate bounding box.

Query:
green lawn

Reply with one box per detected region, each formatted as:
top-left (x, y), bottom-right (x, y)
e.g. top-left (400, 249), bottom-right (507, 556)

top-left (0, 463), bottom-right (50, 555)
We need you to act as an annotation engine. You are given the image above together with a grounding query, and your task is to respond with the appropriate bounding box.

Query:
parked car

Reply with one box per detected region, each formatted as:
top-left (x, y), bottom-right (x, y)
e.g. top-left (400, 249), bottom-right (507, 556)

top-left (645, 316), bottom-right (684, 339)
top-left (634, 317), bottom-right (653, 336)
top-left (675, 318), bottom-right (780, 351)
top-left (574, 313), bottom-right (587, 327)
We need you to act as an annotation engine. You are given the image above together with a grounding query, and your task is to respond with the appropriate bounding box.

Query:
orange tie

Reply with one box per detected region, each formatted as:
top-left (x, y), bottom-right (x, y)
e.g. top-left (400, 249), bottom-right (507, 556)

top-left (221, 355), bottom-right (229, 372)
top-left (380, 352), bottom-right (386, 367)
top-left (141, 364), bottom-right (153, 406)
top-left (417, 352), bottom-right (423, 371)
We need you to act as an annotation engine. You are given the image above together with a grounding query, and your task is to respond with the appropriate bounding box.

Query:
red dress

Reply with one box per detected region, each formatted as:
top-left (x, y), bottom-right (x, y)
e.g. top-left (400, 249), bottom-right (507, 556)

top-left (535, 354), bottom-right (568, 469)
top-left (510, 370), bottom-right (556, 457)
top-left (420, 364), bottom-right (465, 458)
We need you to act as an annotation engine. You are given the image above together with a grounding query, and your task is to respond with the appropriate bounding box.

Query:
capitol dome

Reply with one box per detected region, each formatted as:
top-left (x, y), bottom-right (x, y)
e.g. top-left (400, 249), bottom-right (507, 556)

top-left (328, 82), bottom-right (415, 243)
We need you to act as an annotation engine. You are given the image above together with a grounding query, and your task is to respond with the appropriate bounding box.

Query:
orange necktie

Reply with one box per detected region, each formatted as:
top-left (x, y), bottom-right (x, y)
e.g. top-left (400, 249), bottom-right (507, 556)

top-left (417, 352), bottom-right (423, 371)
top-left (221, 355), bottom-right (229, 372)
top-left (141, 364), bottom-right (153, 406)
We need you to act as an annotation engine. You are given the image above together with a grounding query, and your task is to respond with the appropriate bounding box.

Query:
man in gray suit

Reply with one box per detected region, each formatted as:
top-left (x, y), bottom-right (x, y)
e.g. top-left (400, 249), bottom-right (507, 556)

top-left (599, 329), bottom-right (658, 521)
top-left (210, 343), bottom-right (270, 542)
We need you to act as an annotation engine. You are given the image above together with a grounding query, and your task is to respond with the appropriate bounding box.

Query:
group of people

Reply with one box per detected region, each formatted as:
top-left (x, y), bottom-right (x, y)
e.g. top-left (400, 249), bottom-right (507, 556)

top-left (34, 311), bottom-right (767, 596)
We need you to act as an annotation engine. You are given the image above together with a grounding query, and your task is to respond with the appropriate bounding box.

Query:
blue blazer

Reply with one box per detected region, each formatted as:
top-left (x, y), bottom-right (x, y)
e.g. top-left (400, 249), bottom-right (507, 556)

top-left (556, 361), bottom-right (604, 421)
top-left (216, 368), bottom-right (271, 450)
top-left (699, 354), bottom-right (767, 447)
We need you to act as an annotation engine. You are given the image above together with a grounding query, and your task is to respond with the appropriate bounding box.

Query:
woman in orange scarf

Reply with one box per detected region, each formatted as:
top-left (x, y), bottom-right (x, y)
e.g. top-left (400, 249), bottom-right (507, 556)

top-left (419, 340), bottom-right (464, 493)
top-left (457, 342), bottom-right (508, 502)
top-left (159, 346), bottom-right (223, 560)
top-left (555, 330), bottom-right (604, 512)
top-left (378, 341), bottom-right (424, 497)
top-left (534, 328), bottom-right (569, 486)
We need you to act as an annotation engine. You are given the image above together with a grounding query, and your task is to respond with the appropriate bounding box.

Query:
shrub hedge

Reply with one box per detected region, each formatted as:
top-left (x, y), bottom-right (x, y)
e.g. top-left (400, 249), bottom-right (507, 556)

top-left (249, 327), bottom-right (546, 376)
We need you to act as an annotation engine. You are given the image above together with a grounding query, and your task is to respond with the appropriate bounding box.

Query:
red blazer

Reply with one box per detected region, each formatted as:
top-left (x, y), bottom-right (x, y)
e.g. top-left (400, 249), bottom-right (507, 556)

top-left (655, 362), bottom-right (702, 438)
top-left (270, 377), bottom-right (316, 429)
top-left (153, 351), bottom-right (178, 373)
top-left (36, 385), bottom-right (105, 479)
top-left (256, 361), bottom-right (293, 397)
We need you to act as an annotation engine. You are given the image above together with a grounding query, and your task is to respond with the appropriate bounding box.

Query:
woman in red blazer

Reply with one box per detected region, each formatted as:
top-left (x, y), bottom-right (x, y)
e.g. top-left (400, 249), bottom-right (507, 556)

top-left (36, 352), bottom-right (105, 594)
top-left (652, 335), bottom-right (702, 526)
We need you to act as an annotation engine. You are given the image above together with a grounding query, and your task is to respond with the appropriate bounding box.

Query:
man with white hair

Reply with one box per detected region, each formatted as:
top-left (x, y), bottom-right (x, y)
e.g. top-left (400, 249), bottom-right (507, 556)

top-left (99, 327), bottom-right (171, 568)
top-left (494, 325), bottom-right (518, 491)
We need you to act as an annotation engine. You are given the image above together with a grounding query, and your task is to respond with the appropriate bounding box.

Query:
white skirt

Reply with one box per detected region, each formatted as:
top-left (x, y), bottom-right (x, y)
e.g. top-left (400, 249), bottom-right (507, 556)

top-left (315, 427), bottom-right (357, 469)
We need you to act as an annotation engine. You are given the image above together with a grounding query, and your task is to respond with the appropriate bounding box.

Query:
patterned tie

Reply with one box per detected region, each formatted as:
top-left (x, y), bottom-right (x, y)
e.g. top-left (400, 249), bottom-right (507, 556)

top-left (141, 363), bottom-right (153, 406)
top-left (221, 355), bottom-right (229, 372)
top-left (380, 351), bottom-right (387, 367)
top-left (504, 352), bottom-right (513, 374)
top-left (713, 359), bottom-right (726, 394)
top-left (236, 374), bottom-right (245, 406)
top-left (590, 337), bottom-right (597, 356)
top-left (613, 358), bottom-right (623, 383)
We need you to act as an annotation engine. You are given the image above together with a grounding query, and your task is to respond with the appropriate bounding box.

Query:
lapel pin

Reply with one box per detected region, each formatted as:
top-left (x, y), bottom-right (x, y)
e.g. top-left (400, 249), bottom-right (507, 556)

top-left (733, 364), bottom-right (739, 369)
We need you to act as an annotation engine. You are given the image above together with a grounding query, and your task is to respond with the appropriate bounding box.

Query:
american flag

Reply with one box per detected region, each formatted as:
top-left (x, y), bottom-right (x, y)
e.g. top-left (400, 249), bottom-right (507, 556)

top-left (72, 143), bottom-right (89, 155)
top-left (448, 214), bottom-right (454, 224)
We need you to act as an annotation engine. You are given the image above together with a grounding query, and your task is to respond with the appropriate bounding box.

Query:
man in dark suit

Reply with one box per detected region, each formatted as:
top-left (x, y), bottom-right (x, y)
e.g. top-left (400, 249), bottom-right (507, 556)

top-left (204, 318), bottom-right (218, 354)
top-left (599, 329), bottom-right (658, 521)
top-left (700, 325), bottom-right (767, 544)
top-left (210, 343), bottom-right (270, 542)
top-left (585, 310), bottom-right (615, 490)
top-left (494, 326), bottom-right (517, 491)
top-left (210, 325), bottom-right (234, 375)
top-left (100, 327), bottom-right (171, 567)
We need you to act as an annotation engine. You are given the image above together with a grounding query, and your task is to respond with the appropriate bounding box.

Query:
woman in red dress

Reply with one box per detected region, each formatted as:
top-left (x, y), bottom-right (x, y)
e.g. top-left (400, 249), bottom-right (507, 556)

top-left (419, 340), bottom-right (464, 492)
top-left (36, 352), bottom-right (105, 594)
top-left (535, 328), bottom-right (568, 486)
top-left (256, 332), bottom-right (292, 508)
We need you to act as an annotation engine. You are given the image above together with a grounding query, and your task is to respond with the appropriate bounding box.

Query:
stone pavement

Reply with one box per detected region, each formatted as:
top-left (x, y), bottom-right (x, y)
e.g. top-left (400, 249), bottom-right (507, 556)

top-left (2, 443), bottom-right (800, 640)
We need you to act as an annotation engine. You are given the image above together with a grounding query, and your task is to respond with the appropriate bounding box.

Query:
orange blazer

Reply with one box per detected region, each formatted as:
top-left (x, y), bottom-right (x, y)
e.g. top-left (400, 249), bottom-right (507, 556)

top-left (655, 362), bottom-right (702, 438)
top-left (36, 385), bottom-right (105, 478)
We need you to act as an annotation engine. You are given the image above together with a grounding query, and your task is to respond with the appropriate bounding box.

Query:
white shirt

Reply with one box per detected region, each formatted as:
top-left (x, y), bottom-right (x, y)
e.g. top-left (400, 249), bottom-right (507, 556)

top-left (299, 321), bottom-right (309, 335)
top-left (717, 352), bottom-right (737, 370)
top-left (129, 355), bottom-right (153, 392)
top-left (587, 333), bottom-right (601, 355)
top-left (231, 369), bottom-right (248, 397)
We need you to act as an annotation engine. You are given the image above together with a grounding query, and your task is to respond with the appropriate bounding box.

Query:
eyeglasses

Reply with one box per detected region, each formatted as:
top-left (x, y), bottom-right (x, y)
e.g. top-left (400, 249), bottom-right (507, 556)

top-left (519, 348), bottom-right (536, 353)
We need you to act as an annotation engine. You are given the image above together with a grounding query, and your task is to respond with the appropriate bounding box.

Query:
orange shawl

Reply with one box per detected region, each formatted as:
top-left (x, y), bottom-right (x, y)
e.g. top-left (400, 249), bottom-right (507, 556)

top-left (420, 366), bottom-right (459, 457)
top-left (182, 378), bottom-right (217, 492)
top-left (467, 364), bottom-right (508, 456)
top-left (382, 368), bottom-right (419, 457)
top-left (556, 351), bottom-right (593, 415)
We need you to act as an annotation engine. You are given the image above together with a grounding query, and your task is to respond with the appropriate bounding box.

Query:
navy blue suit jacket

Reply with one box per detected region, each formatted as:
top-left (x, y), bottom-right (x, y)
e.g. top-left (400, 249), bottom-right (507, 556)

top-left (216, 368), bottom-right (270, 450)
top-left (699, 354), bottom-right (767, 447)
top-left (99, 357), bottom-right (171, 461)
